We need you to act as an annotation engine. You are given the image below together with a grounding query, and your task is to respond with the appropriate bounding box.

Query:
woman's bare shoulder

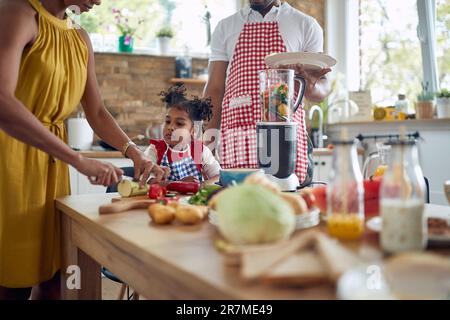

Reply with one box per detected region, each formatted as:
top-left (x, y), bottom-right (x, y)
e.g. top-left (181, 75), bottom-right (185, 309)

top-left (0, 0), bottom-right (38, 41)
top-left (0, 0), bottom-right (37, 16)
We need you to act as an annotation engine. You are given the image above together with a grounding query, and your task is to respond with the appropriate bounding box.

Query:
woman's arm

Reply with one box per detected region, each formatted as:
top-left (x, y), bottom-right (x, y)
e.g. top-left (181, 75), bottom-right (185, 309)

top-left (77, 29), bottom-right (168, 186)
top-left (0, 1), bottom-right (121, 186)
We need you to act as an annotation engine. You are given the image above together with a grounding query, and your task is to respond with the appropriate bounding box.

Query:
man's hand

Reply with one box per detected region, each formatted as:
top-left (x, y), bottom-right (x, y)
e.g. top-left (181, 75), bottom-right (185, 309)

top-left (281, 64), bottom-right (332, 102)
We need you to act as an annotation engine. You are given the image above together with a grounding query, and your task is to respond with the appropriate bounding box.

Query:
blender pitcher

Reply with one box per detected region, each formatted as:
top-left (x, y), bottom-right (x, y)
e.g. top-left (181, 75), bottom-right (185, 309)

top-left (259, 69), bottom-right (306, 122)
top-left (256, 69), bottom-right (306, 191)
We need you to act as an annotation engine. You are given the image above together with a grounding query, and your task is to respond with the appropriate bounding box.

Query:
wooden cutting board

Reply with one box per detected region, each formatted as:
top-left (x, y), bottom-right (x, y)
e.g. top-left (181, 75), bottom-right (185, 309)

top-left (111, 195), bottom-right (149, 203)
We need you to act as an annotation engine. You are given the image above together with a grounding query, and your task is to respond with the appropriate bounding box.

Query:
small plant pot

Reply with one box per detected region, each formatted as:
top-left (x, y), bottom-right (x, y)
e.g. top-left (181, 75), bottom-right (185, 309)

top-left (415, 101), bottom-right (435, 120)
top-left (158, 37), bottom-right (171, 55)
top-left (118, 35), bottom-right (134, 53)
top-left (436, 98), bottom-right (450, 119)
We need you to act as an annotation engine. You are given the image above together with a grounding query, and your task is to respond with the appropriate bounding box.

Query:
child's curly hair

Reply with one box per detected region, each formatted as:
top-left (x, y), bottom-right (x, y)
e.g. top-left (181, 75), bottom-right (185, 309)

top-left (159, 84), bottom-right (213, 122)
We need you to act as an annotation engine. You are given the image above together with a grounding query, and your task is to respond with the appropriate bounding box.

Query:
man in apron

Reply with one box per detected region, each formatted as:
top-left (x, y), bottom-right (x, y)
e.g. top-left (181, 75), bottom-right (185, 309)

top-left (204, 0), bottom-right (331, 186)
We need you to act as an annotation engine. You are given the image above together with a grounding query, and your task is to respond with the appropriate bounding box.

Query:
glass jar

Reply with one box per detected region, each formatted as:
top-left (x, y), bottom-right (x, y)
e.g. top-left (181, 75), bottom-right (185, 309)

top-left (380, 140), bottom-right (427, 254)
top-left (327, 140), bottom-right (365, 241)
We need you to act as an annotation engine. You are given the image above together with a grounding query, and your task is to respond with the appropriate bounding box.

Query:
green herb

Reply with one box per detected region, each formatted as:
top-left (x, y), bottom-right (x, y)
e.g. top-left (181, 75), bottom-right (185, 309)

top-left (188, 185), bottom-right (222, 206)
top-left (437, 89), bottom-right (450, 99)
top-left (417, 82), bottom-right (435, 102)
top-left (156, 27), bottom-right (174, 38)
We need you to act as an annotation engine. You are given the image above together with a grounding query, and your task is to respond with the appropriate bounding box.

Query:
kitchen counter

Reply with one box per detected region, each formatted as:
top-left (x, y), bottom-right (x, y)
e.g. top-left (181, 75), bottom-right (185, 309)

top-left (56, 193), bottom-right (450, 300)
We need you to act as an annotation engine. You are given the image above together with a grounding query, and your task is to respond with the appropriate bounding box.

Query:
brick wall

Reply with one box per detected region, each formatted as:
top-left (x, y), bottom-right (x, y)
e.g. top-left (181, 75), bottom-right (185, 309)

top-left (84, 53), bottom-right (208, 141)
top-left (287, 0), bottom-right (325, 28)
top-left (85, 1), bottom-right (326, 141)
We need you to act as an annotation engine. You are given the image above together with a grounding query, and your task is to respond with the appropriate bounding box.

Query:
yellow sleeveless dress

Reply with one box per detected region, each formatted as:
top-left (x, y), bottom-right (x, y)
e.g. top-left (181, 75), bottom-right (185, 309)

top-left (0, 0), bottom-right (87, 288)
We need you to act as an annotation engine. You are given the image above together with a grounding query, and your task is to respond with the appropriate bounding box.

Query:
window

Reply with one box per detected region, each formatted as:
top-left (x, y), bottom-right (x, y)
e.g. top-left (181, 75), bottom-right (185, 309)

top-left (359, 0), bottom-right (423, 106)
top-left (436, 0), bottom-right (450, 89)
top-left (328, 0), bottom-right (449, 108)
top-left (79, 0), bottom-right (239, 56)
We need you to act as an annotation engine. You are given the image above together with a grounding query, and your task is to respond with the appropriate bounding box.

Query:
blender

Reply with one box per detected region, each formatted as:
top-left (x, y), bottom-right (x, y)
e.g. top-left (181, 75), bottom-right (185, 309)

top-left (257, 69), bottom-right (306, 191)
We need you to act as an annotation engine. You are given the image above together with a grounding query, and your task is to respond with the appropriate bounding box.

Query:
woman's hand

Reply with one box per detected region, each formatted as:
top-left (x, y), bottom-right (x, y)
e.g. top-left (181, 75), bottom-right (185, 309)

top-left (126, 146), bottom-right (170, 187)
top-left (74, 156), bottom-right (124, 187)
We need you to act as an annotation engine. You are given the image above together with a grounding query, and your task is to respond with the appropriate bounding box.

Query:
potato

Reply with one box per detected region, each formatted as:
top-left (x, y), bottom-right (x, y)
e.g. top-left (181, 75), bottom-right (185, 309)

top-left (148, 204), bottom-right (176, 225)
top-left (281, 193), bottom-right (308, 216)
top-left (175, 205), bottom-right (205, 225)
top-left (167, 201), bottom-right (180, 210)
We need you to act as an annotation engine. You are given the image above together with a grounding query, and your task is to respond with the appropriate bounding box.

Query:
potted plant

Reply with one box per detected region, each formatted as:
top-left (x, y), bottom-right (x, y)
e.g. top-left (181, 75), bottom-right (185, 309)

top-left (112, 8), bottom-right (143, 53)
top-left (156, 27), bottom-right (174, 55)
top-left (436, 89), bottom-right (450, 119)
top-left (415, 83), bottom-right (435, 120)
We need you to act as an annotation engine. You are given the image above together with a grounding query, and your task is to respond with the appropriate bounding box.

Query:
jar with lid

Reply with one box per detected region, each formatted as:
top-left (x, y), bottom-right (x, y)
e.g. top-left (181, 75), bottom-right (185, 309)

top-left (327, 139), bottom-right (365, 241)
top-left (380, 139), bottom-right (427, 254)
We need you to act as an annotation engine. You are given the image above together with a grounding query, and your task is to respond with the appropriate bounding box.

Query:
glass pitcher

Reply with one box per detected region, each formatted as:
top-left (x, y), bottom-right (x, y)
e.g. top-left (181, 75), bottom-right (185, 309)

top-left (380, 140), bottom-right (427, 254)
top-left (362, 142), bottom-right (391, 179)
top-left (259, 69), bottom-right (306, 122)
top-left (327, 139), bottom-right (365, 241)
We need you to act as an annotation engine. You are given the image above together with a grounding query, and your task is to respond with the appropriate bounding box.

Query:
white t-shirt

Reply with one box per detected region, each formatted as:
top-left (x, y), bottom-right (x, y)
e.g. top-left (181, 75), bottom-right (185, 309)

top-left (145, 143), bottom-right (221, 180)
top-left (210, 2), bottom-right (324, 65)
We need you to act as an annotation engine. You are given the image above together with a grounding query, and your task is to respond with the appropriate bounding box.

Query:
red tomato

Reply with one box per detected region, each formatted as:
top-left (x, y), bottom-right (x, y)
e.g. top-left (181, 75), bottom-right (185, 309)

top-left (311, 186), bottom-right (327, 213)
top-left (148, 184), bottom-right (167, 200)
top-left (300, 190), bottom-right (317, 210)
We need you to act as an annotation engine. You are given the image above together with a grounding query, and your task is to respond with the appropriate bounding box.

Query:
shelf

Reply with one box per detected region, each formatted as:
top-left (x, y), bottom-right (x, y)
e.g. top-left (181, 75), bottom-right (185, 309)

top-left (170, 78), bottom-right (207, 85)
top-left (328, 118), bottom-right (450, 131)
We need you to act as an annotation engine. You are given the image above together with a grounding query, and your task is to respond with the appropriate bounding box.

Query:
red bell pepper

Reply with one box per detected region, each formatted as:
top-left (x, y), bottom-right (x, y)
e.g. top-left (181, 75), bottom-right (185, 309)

top-left (148, 184), bottom-right (167, 200)
top-left (166, 181), bottom-right (200, 194)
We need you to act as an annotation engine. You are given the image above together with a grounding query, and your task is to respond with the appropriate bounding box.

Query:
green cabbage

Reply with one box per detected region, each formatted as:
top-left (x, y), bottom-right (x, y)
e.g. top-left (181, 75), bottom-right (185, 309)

top-left (215, 185), bottom-right (296, 245)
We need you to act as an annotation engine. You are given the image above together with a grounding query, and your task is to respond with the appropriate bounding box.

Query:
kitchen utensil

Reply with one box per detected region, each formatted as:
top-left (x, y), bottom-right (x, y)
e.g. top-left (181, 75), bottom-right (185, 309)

top-left (257, 69), bottom-right (307, 191)
top-left (99, 199), bottom-right (156, 215)
top-left (68, 112), bottom-right (94, 151)
top-left (265, 52), bottom-right (337, 70)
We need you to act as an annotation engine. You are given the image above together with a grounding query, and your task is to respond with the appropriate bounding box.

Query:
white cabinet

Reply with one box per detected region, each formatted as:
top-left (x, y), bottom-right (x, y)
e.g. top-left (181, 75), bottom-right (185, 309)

top-left (312, 154), bottom-right (363, 183)
top-left (312, 155), bottom-right (332, 183)
top-left (69, 158), bottom-right (133, 195)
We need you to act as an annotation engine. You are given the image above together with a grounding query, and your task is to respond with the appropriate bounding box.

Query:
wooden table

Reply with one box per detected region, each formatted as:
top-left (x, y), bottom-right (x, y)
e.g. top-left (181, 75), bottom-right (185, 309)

top-left (55, 194), bottom-right (449, 300)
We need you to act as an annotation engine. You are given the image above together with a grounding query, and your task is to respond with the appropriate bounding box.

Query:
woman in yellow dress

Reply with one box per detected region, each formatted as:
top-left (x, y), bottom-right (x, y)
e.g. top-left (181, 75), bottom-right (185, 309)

top-left (0, 0), bottom-right (169, 299)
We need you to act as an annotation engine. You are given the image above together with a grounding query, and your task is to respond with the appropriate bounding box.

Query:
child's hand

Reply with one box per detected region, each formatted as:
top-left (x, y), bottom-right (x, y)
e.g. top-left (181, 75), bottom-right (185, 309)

top-left (180, 176), bottom-right (200, 184)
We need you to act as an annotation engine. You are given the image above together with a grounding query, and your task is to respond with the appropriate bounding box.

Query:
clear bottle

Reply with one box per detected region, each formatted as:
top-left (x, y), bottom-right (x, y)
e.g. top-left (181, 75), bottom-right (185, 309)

top-left (380, 140), bottom-right (427, 254)
top-left (394, 94), bottom-right (409, 120)
top-left (327, 140), bottom-right (365, 241)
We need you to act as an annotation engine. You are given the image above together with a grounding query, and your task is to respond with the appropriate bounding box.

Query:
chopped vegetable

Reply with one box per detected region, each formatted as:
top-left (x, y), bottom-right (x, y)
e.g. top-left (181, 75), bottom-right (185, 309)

top-left (148, 184), bottom-right (167, 200)
top-left (188, 185), bottom-right (222, 206)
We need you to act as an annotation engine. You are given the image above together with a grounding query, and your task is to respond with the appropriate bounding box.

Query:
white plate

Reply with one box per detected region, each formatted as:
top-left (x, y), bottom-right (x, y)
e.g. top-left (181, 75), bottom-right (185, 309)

top-left (337, 264), bottom-right (394, 300)
top-left (366, 205), bottom-right (450, 245)
top-left (338, 259), bottom-right (450, 300)
top-left (265, 52), bottom-right (337, 70)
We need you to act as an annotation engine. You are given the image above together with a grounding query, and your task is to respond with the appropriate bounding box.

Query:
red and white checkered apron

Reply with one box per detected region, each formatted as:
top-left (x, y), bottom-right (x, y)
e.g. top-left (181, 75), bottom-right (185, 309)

top-left (220, 21), bottom-right (309, 183)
